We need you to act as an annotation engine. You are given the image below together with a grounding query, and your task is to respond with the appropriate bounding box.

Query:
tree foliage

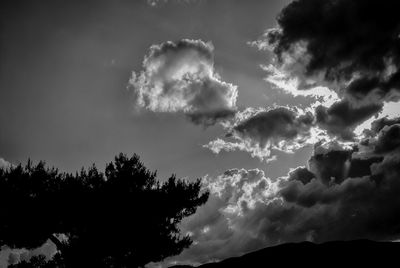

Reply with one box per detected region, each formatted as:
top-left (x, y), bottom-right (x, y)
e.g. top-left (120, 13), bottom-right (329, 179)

top-left (0, 154), bottom-right (209, 267)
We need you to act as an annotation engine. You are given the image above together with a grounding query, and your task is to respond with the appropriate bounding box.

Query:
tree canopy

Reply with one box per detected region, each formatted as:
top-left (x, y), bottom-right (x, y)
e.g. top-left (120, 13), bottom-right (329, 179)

top-left (0, 153), bottom-right (209, 267)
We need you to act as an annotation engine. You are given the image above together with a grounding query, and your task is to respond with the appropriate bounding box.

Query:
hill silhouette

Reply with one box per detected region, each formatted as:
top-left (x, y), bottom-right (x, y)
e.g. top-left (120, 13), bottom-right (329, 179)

top-left (170, 240), bottom-right (400, 267)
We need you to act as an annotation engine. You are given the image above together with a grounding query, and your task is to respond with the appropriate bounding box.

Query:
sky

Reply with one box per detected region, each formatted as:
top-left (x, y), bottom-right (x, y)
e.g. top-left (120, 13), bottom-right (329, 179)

top-left (1, 0), bottom-right (400, 267)
top-left (0, 0), bottom-right (298, 181)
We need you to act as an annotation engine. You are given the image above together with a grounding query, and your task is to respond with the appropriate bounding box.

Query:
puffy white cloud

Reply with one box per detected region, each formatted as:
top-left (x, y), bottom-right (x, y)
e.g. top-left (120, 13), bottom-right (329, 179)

top-left (163, 168), bottom-right (281, 266)
top-left (129, 39), bottom-right (238, 126)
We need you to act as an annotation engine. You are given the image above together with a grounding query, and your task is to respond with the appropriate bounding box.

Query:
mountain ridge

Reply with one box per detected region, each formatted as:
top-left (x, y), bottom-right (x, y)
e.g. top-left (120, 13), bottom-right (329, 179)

top-left (170, 239), bottom-right (400, 267)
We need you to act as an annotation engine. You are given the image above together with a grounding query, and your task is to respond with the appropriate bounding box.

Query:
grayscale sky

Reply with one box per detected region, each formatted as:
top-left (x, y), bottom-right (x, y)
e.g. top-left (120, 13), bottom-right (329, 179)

top-left (0, 0), bottom-right (299, 181)
top-left (2, 0), bottom-right (400, 267)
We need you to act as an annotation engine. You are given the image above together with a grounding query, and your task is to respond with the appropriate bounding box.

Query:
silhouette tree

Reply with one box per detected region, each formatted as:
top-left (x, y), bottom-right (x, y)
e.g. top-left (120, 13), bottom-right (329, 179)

top-left (0, 154), bottom-right (209, 267)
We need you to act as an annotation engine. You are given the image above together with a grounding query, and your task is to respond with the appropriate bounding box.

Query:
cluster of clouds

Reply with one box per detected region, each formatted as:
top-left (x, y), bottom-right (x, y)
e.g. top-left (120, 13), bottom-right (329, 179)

top-left (203, 0), bottom-right (400, 161)
top-left (129, 22), bottom-right (399, 161)
top-left (130, 39), bottom-right (326, 161)
top-left (147, 0), bottom-right (400, 266)
top-left (129, 19), bottom-right (399, 164)
top-left (130, 0), bottom-right (400, 171)
top-left (258, 0), bottom-right (400, 138)
top-left (264, 0), bottom-right (400, 98)
top-left (166, 116), bottom-right (400, 265)
top-left (132, 1), bottom-right (400, 265)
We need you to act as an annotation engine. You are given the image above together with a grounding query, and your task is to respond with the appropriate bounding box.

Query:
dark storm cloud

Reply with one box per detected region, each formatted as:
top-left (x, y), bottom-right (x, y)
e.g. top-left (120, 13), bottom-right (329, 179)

top-left (281, 124), bottom-right (400, 217)
top-left (359, 118), bottom-right (400, 154)
top-left (286, 166), bottom-right (314, 185)
top-left (368, 116), bottom-right (400, 136)
top-left (279, 139), bottom-right (400, 241)
top-left (255, 0), bottom-right (400, 139)
top-left (169, 118), bottom-right (400, 265)
top-left (267, 0), bottom-right (400, 101)
top-left (307, 148), bottom-right (352, 186)
top-left (129, 39), bottom-right (238, 126)
top-left (315, 100), bottom-right (383, 140)
top-left (370, 124), bottom-right (400, 154)
top-left (205, 107), bottom-right (315, 161)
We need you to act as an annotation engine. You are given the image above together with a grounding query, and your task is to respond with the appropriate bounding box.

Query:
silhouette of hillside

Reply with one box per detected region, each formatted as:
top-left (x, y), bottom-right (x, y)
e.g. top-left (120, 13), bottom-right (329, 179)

top-left (170, 240), bottom-right (400, 267)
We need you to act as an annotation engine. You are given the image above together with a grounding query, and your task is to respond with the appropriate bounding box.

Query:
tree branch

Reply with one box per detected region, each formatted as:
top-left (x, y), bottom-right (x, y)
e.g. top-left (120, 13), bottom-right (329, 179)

top-left (49, 234), bottom-right (65, 252)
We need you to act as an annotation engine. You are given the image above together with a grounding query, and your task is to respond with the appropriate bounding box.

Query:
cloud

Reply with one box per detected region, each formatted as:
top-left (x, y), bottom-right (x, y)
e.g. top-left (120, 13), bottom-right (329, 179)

top-left (368, 116), bottom-right (400, 136)
top-left (259, 56), bottom-right (340, 109)
top-left (232, 107), bottom-right (314, 147)
top-left (359, 120), bottom-right (400, 155)
top-left (251, 0), bottom-right (400, 139)
top-left (204, 107), bottom-right (317, 161)
top-left (266, 0), bottom-right (400, 102)
top-left (167, 118), bottom-right (400, 265)
top-left (315, 100), bottom-right (383, 140)
top-left (0, 158), bottom-right (11, 169)
top-left (372, 124), bottom-right (400, 154)
top-left (204, 138), bottom-right (275, 161)
top-left (279, 133), bottom-right (400, 240)
top-left (163, 168), bottom-right (280, 265)
top-left (129, 39), bottom-right (238, 126)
